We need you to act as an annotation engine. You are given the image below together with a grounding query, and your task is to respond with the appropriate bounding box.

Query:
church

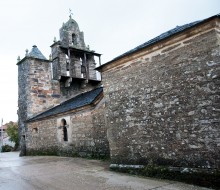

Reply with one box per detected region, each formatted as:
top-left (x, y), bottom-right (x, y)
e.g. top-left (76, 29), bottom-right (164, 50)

top-left (17, 15), bottom-right (108, 158)
top-left (17, 14), bottom-right (220, 171)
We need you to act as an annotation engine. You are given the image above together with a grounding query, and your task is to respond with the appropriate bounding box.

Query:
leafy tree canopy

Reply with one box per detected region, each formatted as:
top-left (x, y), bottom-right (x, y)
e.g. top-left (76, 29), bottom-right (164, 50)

top-left (6, 121), bottom-right (19, 149)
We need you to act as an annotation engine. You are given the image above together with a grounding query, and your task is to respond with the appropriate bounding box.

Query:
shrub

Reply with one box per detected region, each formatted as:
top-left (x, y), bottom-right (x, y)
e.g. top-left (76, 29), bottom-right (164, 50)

top-left (1, 144), bottom-right (13, 152)
top-left (6, 122), bottom-right (19, 149)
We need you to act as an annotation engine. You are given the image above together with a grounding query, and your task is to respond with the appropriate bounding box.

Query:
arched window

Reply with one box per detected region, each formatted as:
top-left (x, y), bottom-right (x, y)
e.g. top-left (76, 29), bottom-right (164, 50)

top-left (72, 33), bottom-right (77, 45)
top-left (61, 119), bottom-right (68, 142)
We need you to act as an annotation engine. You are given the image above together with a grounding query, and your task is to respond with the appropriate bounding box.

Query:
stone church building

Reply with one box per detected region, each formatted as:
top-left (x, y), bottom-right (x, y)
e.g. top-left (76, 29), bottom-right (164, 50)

top-left (17, 15), bottom-right (108, 157)
top-left (18, 14), bottom-right (220, 171)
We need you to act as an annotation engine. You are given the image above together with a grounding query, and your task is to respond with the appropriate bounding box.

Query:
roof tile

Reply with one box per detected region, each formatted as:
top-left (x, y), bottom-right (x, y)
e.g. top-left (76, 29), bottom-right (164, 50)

top-left (27, 87), bottom-right (103, 122)
top-left (28, 45), bottom-right (47, 60)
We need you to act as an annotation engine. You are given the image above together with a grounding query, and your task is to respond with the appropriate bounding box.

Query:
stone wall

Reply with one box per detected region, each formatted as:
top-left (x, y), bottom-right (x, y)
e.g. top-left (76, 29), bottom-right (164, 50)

top-left (70, 101), bottom-right (109, 157)
top-left (60, 80), bottom-right (100, 101)
top-left (29, 59), bottom-right (61, 117)
top-left (26, 118), bottom-right (58, 155)
top-left (101, 24), bottom-right (220, 169)
top-left (26, 100), bottom-right (109, 158)
top-left (18, 57), bottom-right (61, 155)
top-left (18, 59), bottom-right (30, 149)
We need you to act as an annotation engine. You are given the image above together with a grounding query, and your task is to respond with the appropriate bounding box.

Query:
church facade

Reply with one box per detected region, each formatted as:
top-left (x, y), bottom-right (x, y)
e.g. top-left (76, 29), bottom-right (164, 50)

top-left (18, 14), bottom-right (220, 171)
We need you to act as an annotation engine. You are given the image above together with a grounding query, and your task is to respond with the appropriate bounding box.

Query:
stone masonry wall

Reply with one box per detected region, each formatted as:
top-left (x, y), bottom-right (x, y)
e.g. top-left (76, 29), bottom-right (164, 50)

top-left (101, 28), bottom-right (220, 169)
top-left (29, 59), bottom-right (61, 117)
top-left (26, 100), bottom-right (109, 158)
top-left (60, 81), bottom-right (99, 102)
top-left (70, 101), bottom-right (109, 157)
top-left (18, 59), bottom-right (30, 148)
top-left (26, 118), bottom-right (58, 155)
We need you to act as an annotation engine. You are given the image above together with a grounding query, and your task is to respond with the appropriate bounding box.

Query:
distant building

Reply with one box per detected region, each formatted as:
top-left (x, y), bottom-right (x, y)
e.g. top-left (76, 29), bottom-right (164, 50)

top-left (18, 14), bottom-right (220, 171)
top-left (0, 124), bottom-right (7, 137)
top-left (0, 122), bottom-right (16, 147)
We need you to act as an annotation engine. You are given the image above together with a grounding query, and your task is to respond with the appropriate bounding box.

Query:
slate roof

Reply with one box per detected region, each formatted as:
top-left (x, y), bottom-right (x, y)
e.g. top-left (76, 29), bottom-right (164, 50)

top-left (27, 87), bottom-right (103, 122)
top-left (96, 13), bottom-right (220, 70)
top-left (28, 45), bottom-right (47, 60)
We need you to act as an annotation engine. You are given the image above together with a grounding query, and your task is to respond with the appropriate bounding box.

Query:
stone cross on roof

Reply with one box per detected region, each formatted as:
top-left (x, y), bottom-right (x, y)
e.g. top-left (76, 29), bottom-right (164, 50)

top-left (69, 9), bottom-right (73, 19)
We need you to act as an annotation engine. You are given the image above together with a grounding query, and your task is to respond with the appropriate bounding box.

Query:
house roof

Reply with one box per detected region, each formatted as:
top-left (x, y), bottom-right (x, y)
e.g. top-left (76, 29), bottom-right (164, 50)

top-left (96, 13), bottom-right (220, 71)
top-left (27, 87), bottom-right (103, 122)
top-left (28, 45), bottom-right (47, 60)
top-left (0, 125), bottom-right (7, 130)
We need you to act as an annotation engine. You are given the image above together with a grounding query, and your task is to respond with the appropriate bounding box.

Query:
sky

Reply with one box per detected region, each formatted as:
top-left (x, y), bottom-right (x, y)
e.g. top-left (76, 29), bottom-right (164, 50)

top-left (0, 0), bottom-right (219, 124)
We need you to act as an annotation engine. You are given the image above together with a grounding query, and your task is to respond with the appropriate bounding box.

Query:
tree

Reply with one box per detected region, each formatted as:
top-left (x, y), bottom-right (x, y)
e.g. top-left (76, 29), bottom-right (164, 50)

top-left (6, 122), bottom-right (19, 149)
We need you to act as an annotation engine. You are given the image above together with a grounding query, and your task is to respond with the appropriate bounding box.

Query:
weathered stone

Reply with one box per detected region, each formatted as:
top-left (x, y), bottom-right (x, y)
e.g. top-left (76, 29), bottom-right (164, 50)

top-left (98, 17), bottom-right (220, 170)
top-left (51, 94), bottom-right (61, 98)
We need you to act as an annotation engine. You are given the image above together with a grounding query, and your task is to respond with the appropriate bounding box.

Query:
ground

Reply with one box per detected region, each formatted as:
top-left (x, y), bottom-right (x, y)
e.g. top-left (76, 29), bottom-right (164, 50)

top-left (0, 152), bottom-right (210, 190)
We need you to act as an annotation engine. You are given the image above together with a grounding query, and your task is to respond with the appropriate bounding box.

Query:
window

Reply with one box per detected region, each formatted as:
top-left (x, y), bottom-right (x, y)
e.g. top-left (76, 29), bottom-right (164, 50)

top-left (63, 126), bottom-right (68, 141)
top-left (61, 119), bottom-right (68, 142)
top-left (72, 33), bottom-right (77, 45)
top-left (32, 128), bottom-right (38, 134)
top-left (22, 135), bottom-right (25, 140)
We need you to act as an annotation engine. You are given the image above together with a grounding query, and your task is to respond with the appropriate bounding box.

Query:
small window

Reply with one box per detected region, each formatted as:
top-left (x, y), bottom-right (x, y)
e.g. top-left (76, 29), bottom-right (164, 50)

top-left (63, 126), bottom-right (68, 141)
top-left (22, 135), bottom-right (25, 140)
top-left (32, 128), bottom-right (38, 134)
top-left (61, 119), bottom-right (68, 142)
top-left (72, 33), bottom-right (77, 45)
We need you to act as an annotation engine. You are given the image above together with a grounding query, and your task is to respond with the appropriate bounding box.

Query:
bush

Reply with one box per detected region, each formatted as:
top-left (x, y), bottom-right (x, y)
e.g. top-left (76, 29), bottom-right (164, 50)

top-left (1, 144), bottom-right (14, 152)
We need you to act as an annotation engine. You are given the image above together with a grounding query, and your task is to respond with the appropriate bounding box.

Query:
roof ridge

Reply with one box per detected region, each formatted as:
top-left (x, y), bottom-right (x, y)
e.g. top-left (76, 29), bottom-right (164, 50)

top-left (111, 20), bottom-right (202, 62)
top-left (97, 13), bottom-right (220, 70)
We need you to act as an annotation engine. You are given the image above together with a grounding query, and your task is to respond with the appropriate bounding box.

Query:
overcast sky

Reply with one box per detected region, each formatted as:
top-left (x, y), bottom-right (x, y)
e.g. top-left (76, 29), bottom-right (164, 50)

top-left (0, 0), bottom-right (219, 124)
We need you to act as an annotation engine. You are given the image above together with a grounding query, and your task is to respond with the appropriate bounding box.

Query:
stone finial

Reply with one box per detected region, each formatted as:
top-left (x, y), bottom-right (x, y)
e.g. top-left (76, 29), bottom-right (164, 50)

top-left (87, 45), bottom-right (90, 50)
top-left (25, 49), bottom-right (29, 56)
top-left (49, 54), bottom-right (52, 61)
top-left (53, 37), bottom-right (57, 43)
top-left (17, 56), bottom-right (21, 62)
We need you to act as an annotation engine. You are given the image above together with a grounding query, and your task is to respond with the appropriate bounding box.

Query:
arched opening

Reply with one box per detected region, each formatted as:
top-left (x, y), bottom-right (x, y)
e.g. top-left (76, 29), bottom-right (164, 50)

top-left (72, 33), bottom-right (77, 45)
top-left (61, 119), bottom-right (68, 142)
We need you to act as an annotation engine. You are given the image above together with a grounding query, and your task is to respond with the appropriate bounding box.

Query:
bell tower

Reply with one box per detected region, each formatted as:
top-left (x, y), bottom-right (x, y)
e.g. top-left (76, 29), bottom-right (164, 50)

top-left (17, 45), bottom-right (61, 156)
top-left (59, 15), bottom-right (86, 49)
top-left (51, 15), bottom-right (102, 100)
